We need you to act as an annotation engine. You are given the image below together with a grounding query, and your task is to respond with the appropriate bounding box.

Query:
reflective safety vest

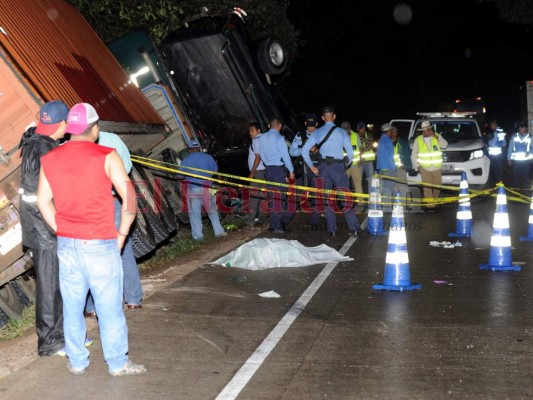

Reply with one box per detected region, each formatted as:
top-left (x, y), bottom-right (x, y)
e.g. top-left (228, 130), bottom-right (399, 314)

top-left (394, 142), bottom-right (402, 168)
top-left (416, 135), bottom-right (443, 168)
top-left (350, 130), bottom-right (361, 163)
top-left (510, 133), bottom-right (533, 161)
top-left (488, 128), bottom-right (506, 156)
top-left (360, 132), bottom-right (376, 162)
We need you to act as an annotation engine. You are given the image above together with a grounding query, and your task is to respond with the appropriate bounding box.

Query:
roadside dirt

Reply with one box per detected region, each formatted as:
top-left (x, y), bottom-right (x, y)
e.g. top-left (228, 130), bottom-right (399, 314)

top-left (0, 225), bottom-right (264, 379)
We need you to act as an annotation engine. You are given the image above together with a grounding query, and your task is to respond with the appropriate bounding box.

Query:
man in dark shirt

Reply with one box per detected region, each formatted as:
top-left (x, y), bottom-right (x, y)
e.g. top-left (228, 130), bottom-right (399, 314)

top-left (20, 100), bottom-right (69, 356)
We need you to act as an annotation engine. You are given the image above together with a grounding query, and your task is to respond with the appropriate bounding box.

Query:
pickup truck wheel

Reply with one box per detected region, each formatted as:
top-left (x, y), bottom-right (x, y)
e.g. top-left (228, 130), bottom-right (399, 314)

top-left (257, 37), bottom-right (288, 76)
top-left (0, 283), bottom-right (24, 320)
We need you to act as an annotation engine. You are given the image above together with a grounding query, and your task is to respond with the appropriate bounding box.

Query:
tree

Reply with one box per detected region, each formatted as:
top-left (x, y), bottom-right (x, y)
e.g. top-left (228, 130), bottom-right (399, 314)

top-left (68, 0), bottom-right (301, 59)
top-left (491, 0), bottom-right (533, 25)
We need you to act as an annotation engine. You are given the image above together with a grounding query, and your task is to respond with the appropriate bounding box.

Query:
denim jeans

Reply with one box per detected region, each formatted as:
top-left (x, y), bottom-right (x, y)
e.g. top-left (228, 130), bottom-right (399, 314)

top-left (361, 162), bottom-right (374, 193)
top-left (85, 199), bottom-right (143, 312)
top-left (58, 237), bottom-right (129, 372)
top-left (187, 184), bottom-right (225, 240)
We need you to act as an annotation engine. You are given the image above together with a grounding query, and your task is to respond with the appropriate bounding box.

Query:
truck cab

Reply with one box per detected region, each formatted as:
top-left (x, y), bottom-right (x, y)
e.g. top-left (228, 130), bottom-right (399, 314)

top-left (391, 112), bottom-right (490, 188)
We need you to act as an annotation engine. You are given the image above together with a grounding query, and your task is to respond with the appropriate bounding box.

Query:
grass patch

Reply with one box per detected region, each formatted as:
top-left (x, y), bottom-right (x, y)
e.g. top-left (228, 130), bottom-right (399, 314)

top-left (0, 303), bottom-right (36, 341)
top-left (138, 214), bottom-right (246, 272)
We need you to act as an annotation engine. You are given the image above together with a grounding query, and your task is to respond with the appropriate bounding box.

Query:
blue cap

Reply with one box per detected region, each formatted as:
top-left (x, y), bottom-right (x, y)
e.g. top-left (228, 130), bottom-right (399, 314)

top-left (36, 100), bottom-right (69, 135)
top-left (356, 122), bottom-right (366, 130)
top-left (188, 139), bottom-right (200, 148)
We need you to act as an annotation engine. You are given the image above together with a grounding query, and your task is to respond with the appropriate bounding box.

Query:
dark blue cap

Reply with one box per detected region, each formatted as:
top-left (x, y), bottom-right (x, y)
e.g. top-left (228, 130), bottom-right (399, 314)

top-left (321, 106), bottom-right (335, 114)
top-left (36, 100), bottom-right (69, 135)
top-left (356, 122), bottom-right (366, 130)
top-left (305, 113), bottom-right (318, 127)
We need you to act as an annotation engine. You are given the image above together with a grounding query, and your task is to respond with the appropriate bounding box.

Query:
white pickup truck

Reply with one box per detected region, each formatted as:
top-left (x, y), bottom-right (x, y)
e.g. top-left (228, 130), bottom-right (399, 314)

top-left (391, 112), bottom-right (490, 188)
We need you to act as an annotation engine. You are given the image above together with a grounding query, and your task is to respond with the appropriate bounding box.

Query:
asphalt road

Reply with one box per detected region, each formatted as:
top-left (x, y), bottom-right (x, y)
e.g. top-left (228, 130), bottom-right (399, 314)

top-left (0, 191), bottom-right (532, 400)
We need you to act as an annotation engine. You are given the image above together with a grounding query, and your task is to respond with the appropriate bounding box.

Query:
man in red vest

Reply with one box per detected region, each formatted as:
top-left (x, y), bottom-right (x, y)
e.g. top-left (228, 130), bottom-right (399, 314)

top-left (37, 103), bottom-right (146, 376)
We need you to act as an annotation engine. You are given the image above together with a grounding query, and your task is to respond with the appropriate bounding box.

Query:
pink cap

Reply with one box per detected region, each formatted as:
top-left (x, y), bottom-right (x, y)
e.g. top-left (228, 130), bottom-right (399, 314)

top-left (66, 103), bottom-right (99, 135)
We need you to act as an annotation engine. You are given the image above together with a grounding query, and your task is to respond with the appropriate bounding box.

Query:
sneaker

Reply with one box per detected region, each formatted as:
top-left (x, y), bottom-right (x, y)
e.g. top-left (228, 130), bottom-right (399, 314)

top-left (55, 337), bottom-right (93, 357)
top-left (269, 228), bottom-right (285, 234)
top-left (67, 362), bottom-right (86, 375)
top-left (54, 348), bottom-right (66, 357)
top-left (108, 360), bottom-right (147, 377)
top-left (216, 231), bottom-right (228, 237)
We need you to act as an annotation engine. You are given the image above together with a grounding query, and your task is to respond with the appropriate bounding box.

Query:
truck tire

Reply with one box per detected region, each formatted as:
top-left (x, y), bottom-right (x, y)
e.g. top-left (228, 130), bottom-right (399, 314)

top-left (0, 282), bottom-right (24, 320)
top-left (133, 165), bottom-right (178, 233)
top-left (130, 210), bottom-right (157, 259)
top-left (131, 166), bottom-right (170, 243)
top-left (257, 37), bottom-right (288, 76)
top-left (17, 274), bottom-right (37, 303)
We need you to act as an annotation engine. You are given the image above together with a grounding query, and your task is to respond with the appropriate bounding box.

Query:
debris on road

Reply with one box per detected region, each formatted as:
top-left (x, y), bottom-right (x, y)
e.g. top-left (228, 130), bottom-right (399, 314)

top-left (258, 290), bottom-right (281, 298)
top-left (429, 241), bottom-right (463, 248)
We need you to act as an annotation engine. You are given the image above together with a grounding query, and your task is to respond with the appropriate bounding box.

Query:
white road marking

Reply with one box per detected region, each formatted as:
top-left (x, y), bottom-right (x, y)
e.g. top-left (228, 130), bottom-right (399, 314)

top-left (215, 234), bottom-right (359, 400)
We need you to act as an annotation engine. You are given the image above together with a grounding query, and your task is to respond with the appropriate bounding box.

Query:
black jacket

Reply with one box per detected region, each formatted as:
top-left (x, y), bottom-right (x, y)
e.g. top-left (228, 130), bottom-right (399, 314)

top-left (19, 127), bottom-right (58, 249)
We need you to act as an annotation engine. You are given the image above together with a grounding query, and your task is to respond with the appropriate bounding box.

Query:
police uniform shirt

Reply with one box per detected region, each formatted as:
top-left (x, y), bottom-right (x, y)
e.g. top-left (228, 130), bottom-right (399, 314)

top-left (248, 133), bottom-right (265, 171)
top-left (289, 130), bottom-right (315, 157)
top-left (258, 128), bottom-right (294, 172)
top-left (302, 121), bottom-right (353, 168)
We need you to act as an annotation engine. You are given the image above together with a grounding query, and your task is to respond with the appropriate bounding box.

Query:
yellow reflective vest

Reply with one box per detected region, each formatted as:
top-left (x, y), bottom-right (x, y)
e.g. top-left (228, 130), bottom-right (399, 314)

top-left (350, 130), bottom-right (361, 163)
top-left (360, 132), bottom-right (375, 162)
top-left (416, 135), bottom-right (443, 168)
top-left (394, 142), bottom-right (401, 168)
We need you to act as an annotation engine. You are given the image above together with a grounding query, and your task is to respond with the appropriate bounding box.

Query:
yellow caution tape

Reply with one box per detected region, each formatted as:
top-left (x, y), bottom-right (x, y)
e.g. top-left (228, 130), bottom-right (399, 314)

top-left (131, 155), bottom-right (531, 206)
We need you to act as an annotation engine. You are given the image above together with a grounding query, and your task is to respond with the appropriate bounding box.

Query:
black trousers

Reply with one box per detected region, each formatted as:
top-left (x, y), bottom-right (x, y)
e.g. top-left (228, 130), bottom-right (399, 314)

top-left (32, 245), bottom-right (64, 356)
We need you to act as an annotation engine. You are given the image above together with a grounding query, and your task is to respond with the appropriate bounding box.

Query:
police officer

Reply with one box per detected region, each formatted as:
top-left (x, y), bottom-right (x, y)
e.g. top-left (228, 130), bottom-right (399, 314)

top-left (507, 121), bottom-right (533, 189)
top-left (302, 107), bottom-right (361, 236)
top-left (484, 119), bottom-right (506, 184)
top-left (246, 122), bottom-right (266, 227)
top-left (290, 114), bottom-right (320, 229)
top-left (259, 117), bottom-right (295, 233)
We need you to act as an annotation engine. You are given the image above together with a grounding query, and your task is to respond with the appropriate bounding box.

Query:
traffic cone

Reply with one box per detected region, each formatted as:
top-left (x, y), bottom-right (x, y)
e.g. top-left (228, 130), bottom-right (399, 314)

top-left (449, 171), bottom-right (472, 237)
top-left (373, 191), bottom-right (422, 291)
top-left (480, 185), bottom-right (521, 272)
top-left (367, 174), bottom-right (387, 236)
top-left (520, 189), bottom-right (533, 241)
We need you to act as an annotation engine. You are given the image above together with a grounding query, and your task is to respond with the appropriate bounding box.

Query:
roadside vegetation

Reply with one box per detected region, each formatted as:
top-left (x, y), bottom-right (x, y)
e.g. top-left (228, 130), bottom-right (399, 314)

top-left (0, 215), bottom-right (245, 340)
top-left (138, 214), bottom-right (245, 272)
top-left (0, 304), bottom-right (36, 341)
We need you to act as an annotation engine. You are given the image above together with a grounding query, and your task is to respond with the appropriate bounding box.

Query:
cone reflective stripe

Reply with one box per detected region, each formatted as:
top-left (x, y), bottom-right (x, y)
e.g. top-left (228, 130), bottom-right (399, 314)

top-left (373, 191), bottom-right (422, 291)
top-left (520, 189), bottom-right (533, 241)
top-left (367, 174), bottom-right (387, 235)
top-left (480, 186), bottom-right (521, 272)
top-left (449, 171), bottom-right (472, 237)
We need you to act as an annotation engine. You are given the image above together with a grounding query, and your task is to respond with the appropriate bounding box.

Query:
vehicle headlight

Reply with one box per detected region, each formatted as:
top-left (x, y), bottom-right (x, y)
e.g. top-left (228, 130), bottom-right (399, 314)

top-left (469, 149), bottom-right (484, 160)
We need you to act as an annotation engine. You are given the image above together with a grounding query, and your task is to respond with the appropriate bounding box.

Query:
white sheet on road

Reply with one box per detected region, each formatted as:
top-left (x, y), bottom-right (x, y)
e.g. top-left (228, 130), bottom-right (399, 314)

top-left (212, 238), bottom-right (353, 270)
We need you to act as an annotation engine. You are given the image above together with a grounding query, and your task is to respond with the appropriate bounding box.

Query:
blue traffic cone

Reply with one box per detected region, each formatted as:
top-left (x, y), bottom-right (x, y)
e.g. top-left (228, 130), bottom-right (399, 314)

top-left (480, 186), bottom-right (521, 272)
top-left (449, 171), bottom-right (472, 237)
top-left (373, 191), bottom-right (422, 291)
top-left (367, 174), bottom-right (387, 236)
top-left (520, 190), bottom-right (533, 241)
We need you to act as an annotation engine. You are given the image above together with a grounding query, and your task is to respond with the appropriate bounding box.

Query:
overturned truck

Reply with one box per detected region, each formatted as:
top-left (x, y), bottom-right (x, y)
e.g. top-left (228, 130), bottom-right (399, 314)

top-left (0, 0), bottom-right (194, 327)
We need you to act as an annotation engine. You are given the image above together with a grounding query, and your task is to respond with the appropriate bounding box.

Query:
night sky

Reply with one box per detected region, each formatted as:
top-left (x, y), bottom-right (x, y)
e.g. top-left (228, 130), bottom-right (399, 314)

top-left (283, 0), bottom-right (533, 132)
